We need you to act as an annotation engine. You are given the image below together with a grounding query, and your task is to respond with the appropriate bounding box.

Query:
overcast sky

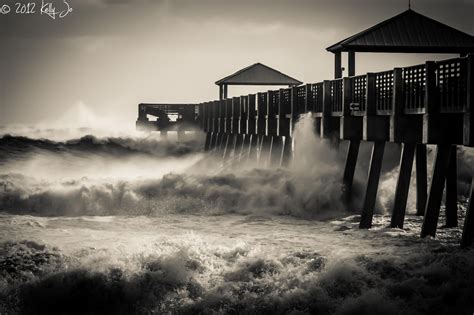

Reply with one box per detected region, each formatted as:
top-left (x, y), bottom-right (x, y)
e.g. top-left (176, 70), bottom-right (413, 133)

top-left (1, 0), bottom-right (473, 126)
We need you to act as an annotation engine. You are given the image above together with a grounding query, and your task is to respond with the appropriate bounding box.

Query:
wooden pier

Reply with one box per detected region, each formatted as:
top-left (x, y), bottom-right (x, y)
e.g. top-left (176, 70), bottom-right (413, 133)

top-left (136, 103), bottom-right (198, 138)
top-left (136, 8), bottom-right (474, 246)
top-left (195, 54), bottom-right (474, 246)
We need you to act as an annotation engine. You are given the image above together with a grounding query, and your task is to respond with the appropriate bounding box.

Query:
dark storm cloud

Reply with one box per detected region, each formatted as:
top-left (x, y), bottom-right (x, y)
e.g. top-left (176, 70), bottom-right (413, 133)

top-left (1, 0), bottom-right (473, 125)
top-left (1, 0), bottom-right (166, 38)
top-left (2, 0), bottom-right (473, 39)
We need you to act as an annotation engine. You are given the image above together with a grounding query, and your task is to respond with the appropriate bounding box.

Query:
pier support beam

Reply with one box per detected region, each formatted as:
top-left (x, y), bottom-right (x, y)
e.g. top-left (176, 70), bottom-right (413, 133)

top-left (218, 133), bottom-right (227, 155)
top-left (281, 136), bottom-right (293, 167)
top-left (234, 134), bottom-right (245, 166)
top-left (248, 134), bottom-right (259, 163)
top-left (213, 133), bottom-right (222, 152)
top-left (259, 136), bottom-right (273, 167)
top-left (445, 146), bottom-right (458, 227)
top-left (415, 144), bottom-right (428, 216)
top-left (239, 134), bottom-right (250, 164)
top-left (342, 140), bottom-right (360, 205)
top-left (177, 130), bottom-right (185, 142)
top-left (390, 143), bottom-right (416, 229)
top-left (204, 132), bottom-right (212, 151)
top-left (223, 134), bottom-right (235, 162)
top-left (461, 178), bottom-right (474, 248)
top-left (359, 141), bottom-right (385, 229)
top-left (421, 144), bottom-right (452, 238)
top-left (270, 136), bottom-right (283, 166)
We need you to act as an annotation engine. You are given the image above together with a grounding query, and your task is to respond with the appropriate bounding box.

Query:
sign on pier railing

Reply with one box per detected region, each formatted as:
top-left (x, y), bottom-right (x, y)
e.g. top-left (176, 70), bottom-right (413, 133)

top-left (349, 75), bottom-right (367, 115)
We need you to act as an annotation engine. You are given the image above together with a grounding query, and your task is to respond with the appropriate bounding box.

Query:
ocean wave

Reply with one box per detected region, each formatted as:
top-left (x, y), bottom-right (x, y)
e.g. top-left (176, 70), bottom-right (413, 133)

top-left (1, 239), bottom-right (473, 314)
top-left (0, 134), bottom-right (204, 162)
top-left (0, 167), bottom-right (355, 219)
top-left (1, 114), bottom-right (473, 218)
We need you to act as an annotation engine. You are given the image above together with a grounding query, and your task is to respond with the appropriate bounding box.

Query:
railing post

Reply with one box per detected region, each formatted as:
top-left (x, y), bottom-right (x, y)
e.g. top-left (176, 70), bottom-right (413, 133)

top-left (304, 84), bottom-right (312, 113)
top-left (277, 89), bottom-right (283, 136)
top-left (342, 77), bottom-right (352, 116)
top-left (424, 61), bottom-right (438, 114)
top-left (366, 73), bottom-right (376, 116)
top-left (204, 103), bottom-right (212, 151)
top-left (392, 68), bottom-right (403, 115)
top-left (283, 87), bottom-right (297, 165)
top-left (266, 91), bottom-right (271, 136)
top-left (363, 73), bottom-right (388, 141)
top-left (322, 80), bottom-right (332, 116)
top-left (390, 68), bottom-right (405, 143)
top-left (320, 80), bottom-right (332, 139)
top-left (423, 61), bottom-right (439, 144)
top-left (291, 86), bottom-right (298, 128)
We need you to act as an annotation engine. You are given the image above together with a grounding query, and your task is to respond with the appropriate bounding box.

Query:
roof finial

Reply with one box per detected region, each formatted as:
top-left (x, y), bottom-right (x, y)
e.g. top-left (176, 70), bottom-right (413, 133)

top-left (408, 0), bottom-right (411, 9)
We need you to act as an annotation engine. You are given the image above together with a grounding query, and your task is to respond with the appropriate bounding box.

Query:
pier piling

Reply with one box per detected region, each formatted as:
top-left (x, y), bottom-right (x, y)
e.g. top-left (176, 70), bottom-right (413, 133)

top-left (415, 144), bottom-right (428, 216)
top-left (461, 178), bottom-right (474, 248)
top-left (390, 142), bottom-right (416, 228)
top-left (421, 144), bottom-right (452, 237)
top-left (359, 141), bottom-right (385, 229)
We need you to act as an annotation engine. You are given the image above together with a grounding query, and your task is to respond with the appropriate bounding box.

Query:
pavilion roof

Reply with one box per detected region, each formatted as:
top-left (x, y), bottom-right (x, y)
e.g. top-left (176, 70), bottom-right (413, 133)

top-left (326, 9), bottom-right (474, 54)
top-left (215, 63), bottom-right (302, 86)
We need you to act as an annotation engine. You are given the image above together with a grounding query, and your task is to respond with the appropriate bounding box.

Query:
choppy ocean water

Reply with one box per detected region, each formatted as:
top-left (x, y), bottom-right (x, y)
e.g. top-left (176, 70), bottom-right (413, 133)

top-left (1, 117), bottom-right (474, 314)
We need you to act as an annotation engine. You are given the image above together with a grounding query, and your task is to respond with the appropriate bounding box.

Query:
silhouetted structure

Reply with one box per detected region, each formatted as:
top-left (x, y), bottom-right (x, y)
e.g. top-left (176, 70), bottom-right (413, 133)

top-left (136, 103), bottom-right (198, 139)
top-left (215, 63), bottom-right (302, 99)
top-left (137, 10), bottom-right (474, 249)
top-left (197, 53), bottom-right (474, 247)
top-left (327, 9), bottom-right (474, 78)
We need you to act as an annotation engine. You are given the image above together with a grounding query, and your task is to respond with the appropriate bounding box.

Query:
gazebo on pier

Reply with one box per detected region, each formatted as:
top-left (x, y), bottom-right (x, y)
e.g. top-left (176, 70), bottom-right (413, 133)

top-left (327, 8), bottom-right (474, 78)
top-left (215, 63), bottom-right (302, 100)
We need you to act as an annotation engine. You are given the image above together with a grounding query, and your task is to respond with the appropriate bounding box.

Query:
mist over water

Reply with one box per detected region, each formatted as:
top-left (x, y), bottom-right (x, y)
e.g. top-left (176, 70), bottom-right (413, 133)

top-left (1, 115), bottom-right (474, 314)
top-left (0, 114), bottom-right (352, 219)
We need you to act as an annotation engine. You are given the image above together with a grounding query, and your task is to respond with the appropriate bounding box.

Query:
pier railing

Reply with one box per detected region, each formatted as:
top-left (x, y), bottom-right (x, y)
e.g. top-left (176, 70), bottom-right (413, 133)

top-left (200, 54), bottom-right (473, 146)
top-left (403, 64), bottom-right (426, 114)
top-left (310, 82), bottom-right (324, 116)
top-left (349, 75), bottom-right (367, 116)
top-left (437, 57), bottom-right (468, 113)
top-left (375, 70), bottom-right (393, 115)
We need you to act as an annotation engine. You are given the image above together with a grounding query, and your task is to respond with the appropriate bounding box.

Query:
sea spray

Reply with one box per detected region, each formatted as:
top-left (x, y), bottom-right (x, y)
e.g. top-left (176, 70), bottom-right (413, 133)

top-left (0, 115), bottom-right (350, 218)
top-left (1, 120), bottom-right (473, 313)
top-left (1, 215), bottom-right (473, 314)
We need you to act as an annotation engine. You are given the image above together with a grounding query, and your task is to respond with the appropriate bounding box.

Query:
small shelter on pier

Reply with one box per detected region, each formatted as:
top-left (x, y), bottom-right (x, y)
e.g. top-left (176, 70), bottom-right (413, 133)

top-left (327, 8), bottom-right (474, 78)
top-left (215, 63), bottom-right (302, 99)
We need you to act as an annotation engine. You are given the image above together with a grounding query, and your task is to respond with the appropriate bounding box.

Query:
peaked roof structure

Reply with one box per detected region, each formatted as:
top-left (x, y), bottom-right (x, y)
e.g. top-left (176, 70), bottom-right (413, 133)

top-left (215, 63), bottom-right (302, 86)
top-left (327, 9), bottom-right (474, 54)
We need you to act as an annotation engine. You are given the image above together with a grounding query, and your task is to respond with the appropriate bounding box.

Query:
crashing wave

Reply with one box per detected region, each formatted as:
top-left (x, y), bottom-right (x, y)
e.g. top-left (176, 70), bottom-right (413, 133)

top-left (0, 134), bottom-right (204, 162)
